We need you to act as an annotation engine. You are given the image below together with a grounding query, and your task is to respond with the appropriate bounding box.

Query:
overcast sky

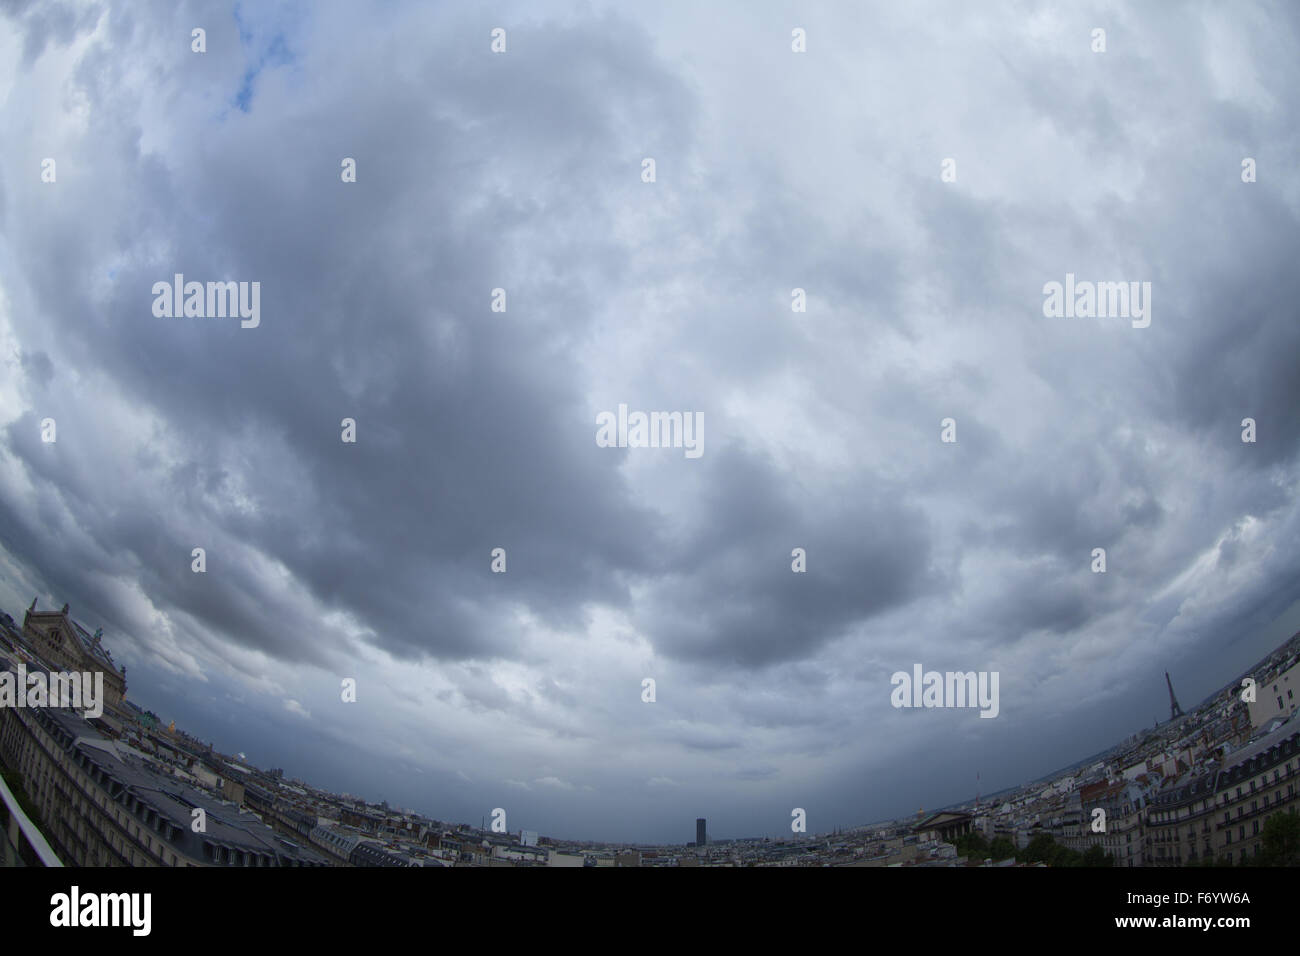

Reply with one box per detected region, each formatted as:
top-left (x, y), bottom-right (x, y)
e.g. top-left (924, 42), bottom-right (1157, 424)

top-left (1, 1), bottom-right (1299, 844)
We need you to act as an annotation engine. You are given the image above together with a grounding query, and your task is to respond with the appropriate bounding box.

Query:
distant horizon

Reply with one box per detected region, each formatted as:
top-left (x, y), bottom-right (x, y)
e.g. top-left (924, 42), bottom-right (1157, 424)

top-left (5, 593), bottom-right (1296, 845)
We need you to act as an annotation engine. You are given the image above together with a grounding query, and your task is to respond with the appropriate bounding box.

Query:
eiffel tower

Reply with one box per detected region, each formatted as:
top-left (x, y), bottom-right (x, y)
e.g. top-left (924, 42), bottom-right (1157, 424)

top-left (1166, 671), bottom-right (1184, 721)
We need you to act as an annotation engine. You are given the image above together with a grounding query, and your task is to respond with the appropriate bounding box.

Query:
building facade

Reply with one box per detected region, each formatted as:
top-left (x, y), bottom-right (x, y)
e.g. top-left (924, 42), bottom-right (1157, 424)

top-left (1145, 716), bottom-right (1300, 865)
top-left (1076, 779), bottom-right (1150, 866)
top-left (914, 811), bottom-right (973, 844)
top-left (0, 667), bottom-right (327, 867)
top-left (1215, 721), bottom-right (1300, 864)
top-left (1248, 659), bottom-right (1300, 729)
top-left (21, 602), bottom-right (127, 713)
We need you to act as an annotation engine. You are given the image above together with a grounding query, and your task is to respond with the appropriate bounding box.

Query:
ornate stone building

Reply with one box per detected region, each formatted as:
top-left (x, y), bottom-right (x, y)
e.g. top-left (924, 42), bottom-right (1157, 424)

top-left (21, 600), bottom-right (127, 712)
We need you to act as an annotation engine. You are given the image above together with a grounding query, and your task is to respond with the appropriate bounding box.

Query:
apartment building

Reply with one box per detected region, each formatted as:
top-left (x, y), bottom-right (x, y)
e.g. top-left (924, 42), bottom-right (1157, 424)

top-left (0, 662), bottom-right (328, 867)
top-left (1145, 715), bottom-right (1300, 865)
top-left (1248, 658), bottom-right (1300, 729)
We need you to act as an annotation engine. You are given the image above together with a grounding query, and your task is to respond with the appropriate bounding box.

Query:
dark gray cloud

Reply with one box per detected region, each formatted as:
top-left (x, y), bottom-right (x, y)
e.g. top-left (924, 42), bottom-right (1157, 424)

top-left (0, 0), bottom-right (1298, 843)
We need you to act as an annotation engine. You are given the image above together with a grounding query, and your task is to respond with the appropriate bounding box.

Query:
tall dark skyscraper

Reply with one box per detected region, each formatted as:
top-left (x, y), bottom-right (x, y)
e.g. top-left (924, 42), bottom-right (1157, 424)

top-left (696, 818), bottom-right (706, 846)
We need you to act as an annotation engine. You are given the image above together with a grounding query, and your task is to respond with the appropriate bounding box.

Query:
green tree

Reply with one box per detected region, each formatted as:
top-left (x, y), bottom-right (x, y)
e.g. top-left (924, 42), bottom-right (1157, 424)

top-left (1015, 833), bottom-right (1091, 867)
top-left (1259, 810), bottom-right (1300, 866)
top-left (1054, 846), bottom-right (1083, 867)
top-left (1018, 833), bottom-right (1058, 864)
top-left (1081, 844), bottom-right (1113, 867)
top-left (989, 836), bottom-right (1016, 861)
top-left (954, 831), bottom-right (990, 858)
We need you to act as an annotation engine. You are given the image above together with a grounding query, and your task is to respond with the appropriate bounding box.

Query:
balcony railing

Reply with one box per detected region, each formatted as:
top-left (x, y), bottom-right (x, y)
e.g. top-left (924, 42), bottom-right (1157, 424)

top-left (0, 771), bottom-right (63, 866)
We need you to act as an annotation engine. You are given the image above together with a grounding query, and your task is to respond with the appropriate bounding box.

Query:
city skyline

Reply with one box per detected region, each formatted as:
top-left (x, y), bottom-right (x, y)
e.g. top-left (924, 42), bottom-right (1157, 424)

top-left (3, 591), bottom-right (1297, 846)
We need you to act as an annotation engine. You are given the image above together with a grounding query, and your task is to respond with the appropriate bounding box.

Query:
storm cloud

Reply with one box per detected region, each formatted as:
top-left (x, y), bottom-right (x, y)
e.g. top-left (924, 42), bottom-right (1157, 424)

top-left (0, 0), bottom-right (1298, 842)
